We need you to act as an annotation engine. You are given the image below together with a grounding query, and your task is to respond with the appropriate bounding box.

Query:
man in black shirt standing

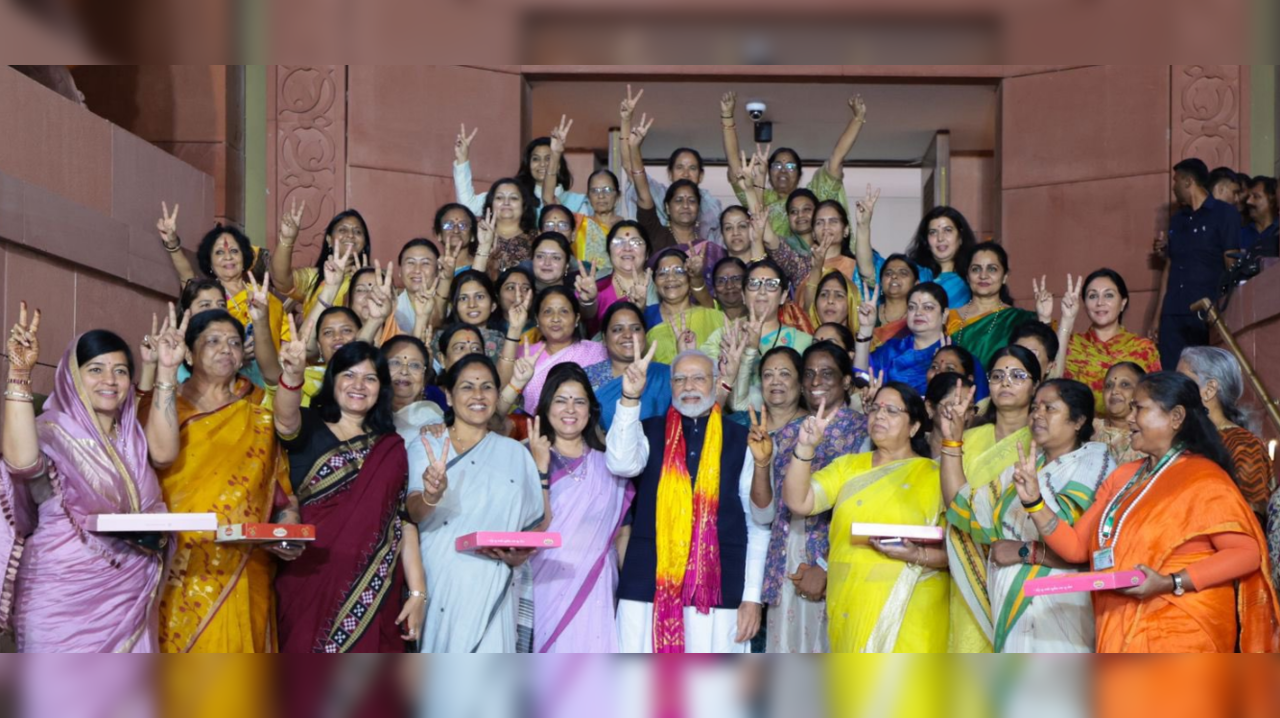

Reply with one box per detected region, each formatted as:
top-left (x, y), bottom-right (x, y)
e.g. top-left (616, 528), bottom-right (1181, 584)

top-left (1152, 159), bottom-right (1240, 367)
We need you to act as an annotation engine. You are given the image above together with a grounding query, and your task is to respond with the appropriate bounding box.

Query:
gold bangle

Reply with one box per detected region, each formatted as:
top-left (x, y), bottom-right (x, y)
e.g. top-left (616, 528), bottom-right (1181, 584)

top-left (423, 497), bottom-right (441, 508)
top-left (942, 439), bottom-right (964, 449)
top-left (154, 381), bottom-right (177, 392)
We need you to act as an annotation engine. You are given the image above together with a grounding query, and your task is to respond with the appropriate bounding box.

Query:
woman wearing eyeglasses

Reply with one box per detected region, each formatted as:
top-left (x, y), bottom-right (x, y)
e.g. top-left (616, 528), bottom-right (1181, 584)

top-left (854, 282), bottom-right (949, 396)
top-left (384, 336), bottom-right (444, 438)
top-left (731, 259), bottom-right (815, 412)
top-left (644, 249), bottom-right (726, 365)
top-left (940, 344), bottom-right (1041, 653)
top-left (942, 378), bottom-right (1115, 652)
top-left (782, 381), bottom-right (949, 652)
top-left (722, 92), bottom-right (868, 243)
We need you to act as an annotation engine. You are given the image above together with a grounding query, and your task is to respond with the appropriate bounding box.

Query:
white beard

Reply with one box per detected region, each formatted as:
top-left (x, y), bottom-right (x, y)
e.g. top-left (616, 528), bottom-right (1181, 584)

top-left (674, 391), bottom-right (716, 418)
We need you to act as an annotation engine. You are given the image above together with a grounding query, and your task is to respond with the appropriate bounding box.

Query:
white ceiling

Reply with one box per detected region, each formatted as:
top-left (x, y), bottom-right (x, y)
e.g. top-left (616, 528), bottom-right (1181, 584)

top-left (528, 80), bottom-right (998, 165)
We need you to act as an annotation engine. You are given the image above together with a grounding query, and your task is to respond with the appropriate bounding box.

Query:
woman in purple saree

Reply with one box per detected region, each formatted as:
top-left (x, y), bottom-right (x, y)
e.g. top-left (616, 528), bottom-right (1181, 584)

top-left (1, 302), bottom-right (185, 652)
top-left (529, 364), bottom-right (633, 652)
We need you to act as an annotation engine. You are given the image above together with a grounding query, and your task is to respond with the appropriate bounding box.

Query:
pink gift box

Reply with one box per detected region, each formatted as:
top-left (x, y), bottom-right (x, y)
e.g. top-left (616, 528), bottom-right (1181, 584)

top-left (456, 531), bottom-right (563, 552)
top-left (1024, 570), bottom-right (1146, 597)
top-left (849, 523), bottom-right (946, 543)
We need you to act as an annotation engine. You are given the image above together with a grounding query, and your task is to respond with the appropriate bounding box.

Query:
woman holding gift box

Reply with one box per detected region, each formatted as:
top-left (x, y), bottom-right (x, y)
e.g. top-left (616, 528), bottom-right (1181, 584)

top-left (144, 304), bottom-right (294, 654)
top-left (408, 354), bottom-right (547, 653)
top-left (941, 378), bottom-right (1115, 652)
top-left (1, 303), bottom-right (184, 652)
top-left (529, 364), bottom-right (634, 652)
top-left (1014, 372), bottom-right (1280, 652)
top-left (782, 381), bottom-right (949, 652)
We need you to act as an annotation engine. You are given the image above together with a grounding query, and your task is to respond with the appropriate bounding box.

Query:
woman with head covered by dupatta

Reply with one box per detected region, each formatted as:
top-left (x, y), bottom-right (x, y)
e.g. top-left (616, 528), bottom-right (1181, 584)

top-left (1, 302), bottom-right (184, 651)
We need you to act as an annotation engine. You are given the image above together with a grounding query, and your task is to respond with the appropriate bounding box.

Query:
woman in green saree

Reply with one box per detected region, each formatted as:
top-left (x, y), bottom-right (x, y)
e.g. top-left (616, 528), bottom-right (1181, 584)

top-left (945, 243), bottom-right (1038, 369)
top-left (938, 344), bottom-right (1041, 653)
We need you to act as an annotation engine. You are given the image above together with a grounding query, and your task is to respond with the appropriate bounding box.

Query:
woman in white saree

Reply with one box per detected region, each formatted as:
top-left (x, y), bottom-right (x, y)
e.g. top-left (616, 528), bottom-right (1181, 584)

top-left (942, 378), bottom-right (1114, 652)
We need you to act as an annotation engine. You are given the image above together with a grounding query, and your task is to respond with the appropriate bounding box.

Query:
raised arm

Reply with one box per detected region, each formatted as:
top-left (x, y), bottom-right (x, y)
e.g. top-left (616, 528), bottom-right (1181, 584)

top-left (852, 184), bottom-right (880, 285)
top-left (356, 261), bottom-right (396, 347)
top-left (408, 435), bottom-right (451, 524)
top-left (543, 116), bottom-right (573, 207)
top-left (619, 85), bottom-right (644, 177)
top-left (156, 202), bottom-right (198, 287)
top-left (629, 114), bottom-right (657, 210)
top-left (746, 405), bottom-right (775, 512)
top-left (782, 399), bottom-right (834, 517)
top-left (605, 342), bottom-right (658, 478)
top-left (1052, 274), bottom-right (1081, 380)
top-left (720, 92), bottom-right (745, 192)
top-left (247, 272), bottom-right (282, 386)
top-left (2, 303), bottom-right (41, 472)
top-left (852, 284), bottom-right (879, 372)
top-left (453, 125), bottom-right (483, 210)
top-left (273, 315), bottom-right (311, 438)
top-left (497, 290), bottom-right (531, 388)
top-left (145, 305), bottom-right (187, 469)
top-left (938, 381), bottom-right (977, 506)
top-left (271, 198), bottom-right (306, 297)
top-left (824, 96), bottom-right (867, 181)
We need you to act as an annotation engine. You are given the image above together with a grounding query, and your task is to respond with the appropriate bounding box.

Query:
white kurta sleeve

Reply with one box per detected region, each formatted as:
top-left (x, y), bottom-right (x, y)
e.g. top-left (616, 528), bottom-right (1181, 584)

top-left (452, 160), bottom-right (486, 214)
top-left (605, 401), bottom-right (649, 478)
top-left (739, 445), bottom-right (770, 604)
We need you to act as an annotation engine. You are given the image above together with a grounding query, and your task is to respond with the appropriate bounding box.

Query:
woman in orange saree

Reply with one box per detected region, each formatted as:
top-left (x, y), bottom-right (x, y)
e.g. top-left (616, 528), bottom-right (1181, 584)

top-left (1016, 372), bottom-right (1279, 652)
top-left (143, 309), bottom-right (292, 653)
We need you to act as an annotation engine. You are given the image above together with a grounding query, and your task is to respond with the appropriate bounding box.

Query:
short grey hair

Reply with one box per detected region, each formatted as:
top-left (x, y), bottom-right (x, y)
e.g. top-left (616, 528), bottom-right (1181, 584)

top-left (672, 349), bottom-right (719, 381)
top-left (1180, 346), bottom-right (1252, 430)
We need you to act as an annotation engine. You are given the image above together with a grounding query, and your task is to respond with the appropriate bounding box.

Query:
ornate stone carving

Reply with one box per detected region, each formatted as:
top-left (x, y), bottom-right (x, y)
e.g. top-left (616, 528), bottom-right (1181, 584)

top-left (274, 66), bottom-right (346, 267)
top-left (1172, 65), bottom-right (1242, 169)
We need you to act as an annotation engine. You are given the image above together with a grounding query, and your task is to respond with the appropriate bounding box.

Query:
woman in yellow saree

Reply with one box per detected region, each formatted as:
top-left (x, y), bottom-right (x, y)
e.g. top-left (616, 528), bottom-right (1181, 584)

top-left (784, 382), bottom-right (949, 653)
top-left (156, 204), bottom-right (293, 387)
top-left (945, 243), bottom-right (1038, 369)
top-left (142, 309), bottom-right (294, 652)
top-left (940, 345), bottom-right (1040, 653)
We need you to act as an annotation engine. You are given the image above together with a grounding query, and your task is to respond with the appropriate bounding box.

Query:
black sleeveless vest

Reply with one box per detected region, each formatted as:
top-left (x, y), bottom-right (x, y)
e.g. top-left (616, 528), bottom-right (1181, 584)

top-left (617, 412), bottom-right (749, 608)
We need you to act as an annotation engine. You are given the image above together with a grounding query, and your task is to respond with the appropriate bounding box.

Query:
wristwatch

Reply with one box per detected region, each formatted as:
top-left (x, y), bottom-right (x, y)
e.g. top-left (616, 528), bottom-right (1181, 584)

top-left (1171, 572), bottom-right (1186, 597)
top-left (1018, 542), bottom-right (1031, 565)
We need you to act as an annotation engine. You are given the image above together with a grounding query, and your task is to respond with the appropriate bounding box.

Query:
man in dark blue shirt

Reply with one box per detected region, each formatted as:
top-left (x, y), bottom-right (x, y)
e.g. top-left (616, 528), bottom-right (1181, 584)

top-left (1153, 159), bottom-right (1240, 367)
top-left (1241, 176), bottom-right (1278, 255)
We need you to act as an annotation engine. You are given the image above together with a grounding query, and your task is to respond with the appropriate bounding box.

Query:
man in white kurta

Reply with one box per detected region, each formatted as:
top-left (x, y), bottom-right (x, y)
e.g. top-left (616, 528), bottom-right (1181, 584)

top-left (605, 349), bottom-right (770, 653)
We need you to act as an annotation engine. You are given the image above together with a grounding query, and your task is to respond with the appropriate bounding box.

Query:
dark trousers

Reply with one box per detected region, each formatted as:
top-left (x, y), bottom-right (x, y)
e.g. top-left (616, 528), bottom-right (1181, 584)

top-left (1158, 312), bottom-right (1210, 369)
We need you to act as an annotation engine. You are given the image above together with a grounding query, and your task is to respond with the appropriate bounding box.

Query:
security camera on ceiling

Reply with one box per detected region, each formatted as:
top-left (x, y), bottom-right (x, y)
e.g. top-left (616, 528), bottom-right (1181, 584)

top-left (745, 101), bottom-right (767, 121)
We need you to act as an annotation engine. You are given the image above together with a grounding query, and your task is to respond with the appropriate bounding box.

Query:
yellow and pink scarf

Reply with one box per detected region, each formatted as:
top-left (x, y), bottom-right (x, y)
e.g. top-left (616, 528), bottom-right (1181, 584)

top-left (653, 406), bottom-right (724, 653)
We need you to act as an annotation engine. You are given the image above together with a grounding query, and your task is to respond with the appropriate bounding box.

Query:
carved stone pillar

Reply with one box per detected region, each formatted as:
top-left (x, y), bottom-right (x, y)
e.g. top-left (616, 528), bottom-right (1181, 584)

top-left (267, 66), bottom-right (347, 268)
top-left (1171, 65), bottom-right (1246, 170)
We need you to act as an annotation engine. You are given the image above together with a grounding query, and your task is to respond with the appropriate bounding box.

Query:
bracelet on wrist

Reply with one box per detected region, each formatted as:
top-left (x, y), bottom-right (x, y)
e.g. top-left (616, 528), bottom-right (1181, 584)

top-left (754, 460), bottom-right (771, 469)
top-left (621, 392), bottom-right (642, 402)
top-left (792, 448), bottom-right (815, 462)
top-left (855, 334), bottom-right (873, 344)
top-left (1023, 499), bottom-right (1047, 514)
top-left (279, 375), bottom-right (304, 392)
top-left (154, 381), bottom-right (177, 392)
top-left (941, 439), bottom-right (964, 449)
top-left (163, 240), bottom-right (182, 253)
top-left (719, 381), bottom-right (733, 393)
top-left (630, 169), bottom-right (646, 177)
top-left (505, 335), bottom-right (521, 343)
top-left (407, 590), bottom-right (427, 601)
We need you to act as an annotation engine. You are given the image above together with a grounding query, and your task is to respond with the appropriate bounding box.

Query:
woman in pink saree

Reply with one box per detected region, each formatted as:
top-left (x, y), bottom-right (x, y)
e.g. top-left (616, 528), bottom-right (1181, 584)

top-left (1, 302), bottom-right (185, 652)
top-left (529, 364), bottom-right (633, 652)
top-left (507, 286), bottom-right (608, 414)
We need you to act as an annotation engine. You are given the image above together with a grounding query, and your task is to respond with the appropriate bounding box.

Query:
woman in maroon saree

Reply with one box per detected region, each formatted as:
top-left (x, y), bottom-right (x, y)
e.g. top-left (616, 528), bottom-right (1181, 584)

top-left (273, 334), bottom-right (427, 655)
